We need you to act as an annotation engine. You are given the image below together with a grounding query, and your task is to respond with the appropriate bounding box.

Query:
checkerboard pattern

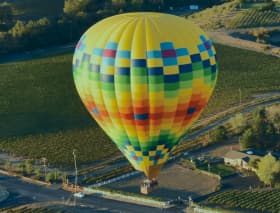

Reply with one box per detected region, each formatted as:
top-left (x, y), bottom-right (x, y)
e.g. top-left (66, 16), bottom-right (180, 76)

top-left (73, 13), bottom-right (218, 179)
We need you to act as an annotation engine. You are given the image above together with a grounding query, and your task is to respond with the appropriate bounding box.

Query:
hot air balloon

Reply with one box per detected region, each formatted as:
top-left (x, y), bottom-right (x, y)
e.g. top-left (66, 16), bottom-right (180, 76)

top-left (73, 12), bottom-right (218, 193)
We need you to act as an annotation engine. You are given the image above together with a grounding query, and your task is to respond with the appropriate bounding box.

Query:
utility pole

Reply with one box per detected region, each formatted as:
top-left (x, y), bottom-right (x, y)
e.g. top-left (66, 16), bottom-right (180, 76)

top-left (239, 88), bottom-right (242, 106)
top-left (42, 157), bottom-right (47, 182)
top-left (70, 20), bottom-right (73, 42)
top-left (73, 149), bottom-right (78, 206)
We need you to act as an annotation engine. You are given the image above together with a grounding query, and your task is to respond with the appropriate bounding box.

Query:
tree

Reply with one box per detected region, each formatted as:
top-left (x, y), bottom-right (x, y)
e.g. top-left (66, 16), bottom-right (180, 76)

top-left (210, 125), bottom-right (228, 143)
top-left (0, 3), bottom-right (13, 24)
top-left (131, 0), bottom-right (144, 5)
top-left (252, 119), bottom-right (267, 142)
top-left (18, 162), bottom-right (25, 174)
top-left (112, 0), bottom-right (126, 6)
top-left (53, 168), bottom-right (61, 182)
top-left (240, 128), bottom-right (255, 149)
top-left (46, 172), bottom-right (54, 183)
top-left (250, 107), bottom-right (277, 149)
top-left (259, 1), bottom-right (275, 11)
top-left (248, 158), bottom-right (260, 170)
top-left (265, 122), bottom-right (277, 146)
top-left (35, 168), bottom-right (41, 178)
top-left (266, 104), bottom-right (280, 133)
top-left (229, 113), bottom-right (247, 134)
top-left (64, 0), bottom-right (90, 15)
top-left (61, 172), bottom-right (68, 184)
top-left (4, 161), bottom-right (12, 172)
top-left (273, 114), bottom-right (280, 134)
top-left (10, 20), bottom-right (26, 38)
top-left (253, 107), bottom-right (267, 121)
top-left (25, 160), bottom-right (34, 175)
top-left (64, 0), bottom-right (107, 17)
top-left (238, 0), bottom-right (246, 8)
top-left (256, 153), bottom-right (280, 187)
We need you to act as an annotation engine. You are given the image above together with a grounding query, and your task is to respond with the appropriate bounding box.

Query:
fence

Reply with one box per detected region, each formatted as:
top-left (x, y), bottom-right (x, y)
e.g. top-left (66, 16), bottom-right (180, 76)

top-left (84, 187), bottom-right (172, 209)
top-left (90, 170), bottom-right (141, 187)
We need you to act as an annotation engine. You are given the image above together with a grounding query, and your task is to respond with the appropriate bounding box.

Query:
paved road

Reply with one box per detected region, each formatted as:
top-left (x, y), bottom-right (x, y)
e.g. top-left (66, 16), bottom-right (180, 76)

top-left (183, 97), bottom-right (280, 142)
top-left (0, 175), bottom-right (179, 212)
top-left (0, 44), bottom-right (75, 64)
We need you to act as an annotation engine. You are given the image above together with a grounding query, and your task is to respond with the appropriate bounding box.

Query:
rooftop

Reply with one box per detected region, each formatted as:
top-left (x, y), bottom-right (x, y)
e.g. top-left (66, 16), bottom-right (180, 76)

top-left (224, 150), bottom-right (260, 161)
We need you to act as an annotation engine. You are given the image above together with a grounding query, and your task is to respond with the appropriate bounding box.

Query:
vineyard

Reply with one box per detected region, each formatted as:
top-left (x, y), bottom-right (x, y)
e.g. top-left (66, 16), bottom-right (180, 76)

top-left (203, 43), bottom-right (280, 115)
top-left (0, 206), bottom-right (69, 213)
top-left (0, 44), bottom-right (280, 165)
top-left (0, 53), bottom-right (93, 138)
top-left (228, 9), bottom-right (280, 29)
top-left (78, 156), bottom-right (124, 175)
top-left (187, 0), bottom-right (239, 30)
top-left (0, 127), bottom-right (118, 167)
top-left (83, 165), bottom-right (134, 185)
top-left (187, 0), bottom-right (280, 30)
top-left (204, 189), bottom-right (280, 212)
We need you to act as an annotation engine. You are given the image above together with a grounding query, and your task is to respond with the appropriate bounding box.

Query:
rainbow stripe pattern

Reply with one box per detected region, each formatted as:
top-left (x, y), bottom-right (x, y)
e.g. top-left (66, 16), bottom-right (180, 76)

top-left (73, 13), bottom-right (218, 179)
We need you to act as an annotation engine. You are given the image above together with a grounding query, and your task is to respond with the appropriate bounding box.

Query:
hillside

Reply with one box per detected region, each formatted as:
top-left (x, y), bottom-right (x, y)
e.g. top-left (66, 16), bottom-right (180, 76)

top-left (0, 44), bottom-right (280, 165)
top-left (187, 0), bottom-right (280, 29)
top-left (0, 0), bottom-right (64, 17)
top-left (228, 9), bottom-right (280, 28)
top-left (187, 0), bottom-right (239, 29)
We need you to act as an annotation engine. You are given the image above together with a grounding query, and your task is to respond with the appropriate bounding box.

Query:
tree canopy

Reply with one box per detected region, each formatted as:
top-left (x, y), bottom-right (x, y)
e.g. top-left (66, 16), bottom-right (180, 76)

top-left (0, 2), bottom-right (13, 24)
top-left (256, 153), bottom-right (280, 187)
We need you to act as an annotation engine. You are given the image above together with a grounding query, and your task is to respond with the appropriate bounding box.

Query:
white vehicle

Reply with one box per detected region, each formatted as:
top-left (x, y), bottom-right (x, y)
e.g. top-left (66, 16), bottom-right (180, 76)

top-left (183, 151), bottom-right (189, 156)
top-left (74, 192), bottom-right (85, 198)
top-left (246, 150), bottom-right (253, 155)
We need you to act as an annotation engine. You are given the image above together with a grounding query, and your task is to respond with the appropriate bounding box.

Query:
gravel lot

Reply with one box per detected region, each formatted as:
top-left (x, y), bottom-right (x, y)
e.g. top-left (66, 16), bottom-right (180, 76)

top-left (107, 163), bottom-right (220, 201)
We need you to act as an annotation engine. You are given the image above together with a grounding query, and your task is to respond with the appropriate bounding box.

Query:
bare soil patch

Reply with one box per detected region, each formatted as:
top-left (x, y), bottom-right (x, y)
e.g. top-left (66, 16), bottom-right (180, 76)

top-left (107, 163), bottom-right (220, 201)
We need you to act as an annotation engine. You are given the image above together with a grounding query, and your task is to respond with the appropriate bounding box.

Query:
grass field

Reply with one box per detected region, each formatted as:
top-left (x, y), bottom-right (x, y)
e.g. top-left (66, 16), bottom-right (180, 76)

top-left (203, 189), bottom-right (280, 212)
top-left (0, 44), bottom-right (279, 165)
top-left (197, 162), bottom-right (236, 178)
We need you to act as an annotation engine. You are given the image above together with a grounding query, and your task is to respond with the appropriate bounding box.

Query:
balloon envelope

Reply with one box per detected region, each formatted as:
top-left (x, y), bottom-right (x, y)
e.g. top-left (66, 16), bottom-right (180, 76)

top-left (73, 13), bottom-right (218, 179)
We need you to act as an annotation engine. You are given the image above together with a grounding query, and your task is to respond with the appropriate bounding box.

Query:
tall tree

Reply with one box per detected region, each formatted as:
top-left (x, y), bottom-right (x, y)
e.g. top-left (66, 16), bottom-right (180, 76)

top-left (253, 107), bottom-right (267, 121)
top-left (273, 114), bottom-right (280, 134)
top-left (240, 128), bottom-right (255, 149)
top-left (0, 3), bottom-right (13, 24)
top-left (64, 0), bottom-right (90, 16)
top-left (257, 153), bottom-right (280, 187)
top-left (210, 125), bottom-right (228, 143)
top-left (229, 113), bottom-right (247, 134)
top-left (4, 161), bottom-right (12, 172)
top-left (25, 159), bottom-right (34, 175)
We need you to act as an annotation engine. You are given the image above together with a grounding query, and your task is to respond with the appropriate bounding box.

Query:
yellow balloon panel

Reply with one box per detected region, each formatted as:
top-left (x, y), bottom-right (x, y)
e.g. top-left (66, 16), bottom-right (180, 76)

top-left (73, 13), bottom-right (218, 179)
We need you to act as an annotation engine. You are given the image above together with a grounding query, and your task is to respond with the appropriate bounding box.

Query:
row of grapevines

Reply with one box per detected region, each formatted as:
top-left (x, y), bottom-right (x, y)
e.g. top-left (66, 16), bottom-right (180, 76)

top-left (206, 189), bottom-right (280, 212)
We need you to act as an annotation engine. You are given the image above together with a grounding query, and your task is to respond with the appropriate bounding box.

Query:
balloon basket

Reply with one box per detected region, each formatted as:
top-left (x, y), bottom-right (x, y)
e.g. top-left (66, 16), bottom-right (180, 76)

top-left (140, 179), bottom-right (158, 194)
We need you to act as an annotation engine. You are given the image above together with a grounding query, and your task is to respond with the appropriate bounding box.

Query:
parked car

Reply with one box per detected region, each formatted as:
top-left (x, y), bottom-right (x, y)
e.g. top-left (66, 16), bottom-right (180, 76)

top-left (74, 192), bottom-right (85, 198)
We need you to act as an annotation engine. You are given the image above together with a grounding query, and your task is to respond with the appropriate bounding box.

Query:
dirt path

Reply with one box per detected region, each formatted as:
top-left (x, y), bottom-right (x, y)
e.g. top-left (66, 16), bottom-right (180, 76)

top-left (208, 30), bottom-right (280, 58)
